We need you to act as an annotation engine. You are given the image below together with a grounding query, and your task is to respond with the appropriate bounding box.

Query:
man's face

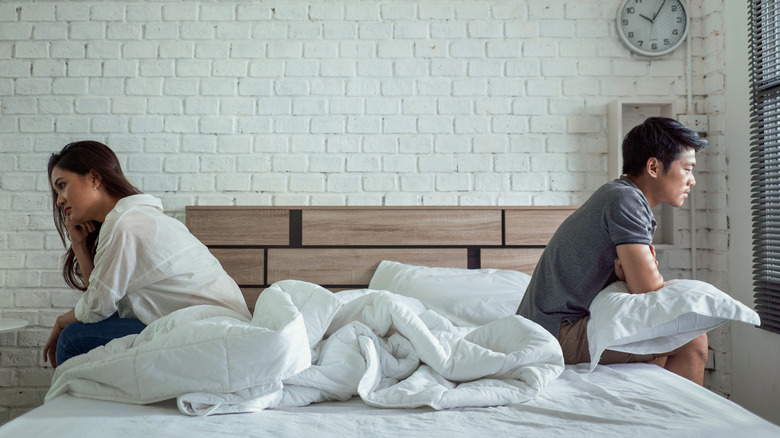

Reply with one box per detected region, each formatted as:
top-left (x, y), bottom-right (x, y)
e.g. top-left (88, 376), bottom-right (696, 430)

top-left (658, 147), bottom-right (697, 207)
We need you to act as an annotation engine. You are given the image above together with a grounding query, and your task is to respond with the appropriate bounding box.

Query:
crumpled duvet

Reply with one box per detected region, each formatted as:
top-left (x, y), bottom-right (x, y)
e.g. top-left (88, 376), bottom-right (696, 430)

top-left (45, 280), bottom-right (564, 416)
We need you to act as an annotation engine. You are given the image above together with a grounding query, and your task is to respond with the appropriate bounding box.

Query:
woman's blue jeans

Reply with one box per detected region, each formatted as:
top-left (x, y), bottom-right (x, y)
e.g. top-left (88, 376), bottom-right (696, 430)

top-left (56, 313), bottom-right (146, 366)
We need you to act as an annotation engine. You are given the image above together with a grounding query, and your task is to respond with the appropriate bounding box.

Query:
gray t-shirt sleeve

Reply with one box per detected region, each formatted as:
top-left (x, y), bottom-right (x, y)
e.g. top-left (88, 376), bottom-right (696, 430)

top-left (605, 190), bottom-right (655, 246)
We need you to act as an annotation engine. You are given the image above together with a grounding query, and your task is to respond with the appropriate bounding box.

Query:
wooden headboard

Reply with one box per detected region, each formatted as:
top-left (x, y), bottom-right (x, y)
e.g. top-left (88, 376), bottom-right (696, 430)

top-left (185, 206), bottom-right (576, 313)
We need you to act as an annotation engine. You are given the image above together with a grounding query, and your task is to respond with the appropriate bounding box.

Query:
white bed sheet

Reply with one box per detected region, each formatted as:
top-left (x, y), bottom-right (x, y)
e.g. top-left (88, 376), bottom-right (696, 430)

top-left (2, 364), bottom-right (778, 438)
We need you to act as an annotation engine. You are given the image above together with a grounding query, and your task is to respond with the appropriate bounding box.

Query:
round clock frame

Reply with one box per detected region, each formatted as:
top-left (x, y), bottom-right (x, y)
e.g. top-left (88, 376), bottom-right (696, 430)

top-left (616, 0), bottom-right (690, 57)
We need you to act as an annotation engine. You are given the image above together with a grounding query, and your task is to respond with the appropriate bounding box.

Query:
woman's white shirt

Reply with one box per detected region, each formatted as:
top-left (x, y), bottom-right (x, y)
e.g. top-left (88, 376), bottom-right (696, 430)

top-left (74, 194), bottom-right (252, 324)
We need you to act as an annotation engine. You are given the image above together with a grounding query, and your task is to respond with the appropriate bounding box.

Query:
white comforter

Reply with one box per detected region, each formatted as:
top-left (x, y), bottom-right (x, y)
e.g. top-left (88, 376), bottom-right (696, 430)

top-left (45, 280), bottom-right (564, 416)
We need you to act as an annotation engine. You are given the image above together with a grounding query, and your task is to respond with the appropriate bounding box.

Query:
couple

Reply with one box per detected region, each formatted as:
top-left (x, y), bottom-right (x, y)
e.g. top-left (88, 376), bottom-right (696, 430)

top-left (45, 117), bottom-right (708, 385)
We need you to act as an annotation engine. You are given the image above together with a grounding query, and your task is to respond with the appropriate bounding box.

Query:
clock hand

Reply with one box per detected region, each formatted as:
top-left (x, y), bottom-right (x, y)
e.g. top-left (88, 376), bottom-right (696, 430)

top-left (652, 0), bottom-right (667, 20)
top-left (639, 13), bottom-right (654, 24)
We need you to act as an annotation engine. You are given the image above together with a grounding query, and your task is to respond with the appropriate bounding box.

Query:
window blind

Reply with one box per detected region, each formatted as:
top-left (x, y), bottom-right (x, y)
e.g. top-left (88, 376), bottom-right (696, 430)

top-left (750, 0), bottom-right (780, 334)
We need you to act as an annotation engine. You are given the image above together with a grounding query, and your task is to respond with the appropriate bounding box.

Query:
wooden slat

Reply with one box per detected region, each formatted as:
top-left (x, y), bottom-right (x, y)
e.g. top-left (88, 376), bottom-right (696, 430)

top-left (186, 207), bottom-right (289, 246)
top-left (240, 287), bottom-right (263, 314)
top-left (301, 209), bottom-right (502, 246)
top-left (267, 248), bottom-right (467, 285)
top-left (210, 249), bottom-right (265, 285)
top-left (480, 248), bottom-right (545, 275)
top-left (504, 208), bottom-right (576, 245)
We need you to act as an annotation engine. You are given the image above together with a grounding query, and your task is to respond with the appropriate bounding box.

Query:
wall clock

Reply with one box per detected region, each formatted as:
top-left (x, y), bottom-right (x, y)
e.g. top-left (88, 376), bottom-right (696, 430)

top-left (616, 0), bottom-right (690, 57)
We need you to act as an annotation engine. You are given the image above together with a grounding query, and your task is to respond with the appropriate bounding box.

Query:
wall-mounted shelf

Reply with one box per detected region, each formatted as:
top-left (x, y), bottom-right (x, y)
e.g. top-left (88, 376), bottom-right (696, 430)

top-left (607, 99), bottom-right (677, 248)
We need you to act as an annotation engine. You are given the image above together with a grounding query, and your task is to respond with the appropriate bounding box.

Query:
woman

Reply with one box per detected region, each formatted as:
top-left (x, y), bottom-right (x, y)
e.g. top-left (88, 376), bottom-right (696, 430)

top-left (44, 141), bottom-right (251, 367)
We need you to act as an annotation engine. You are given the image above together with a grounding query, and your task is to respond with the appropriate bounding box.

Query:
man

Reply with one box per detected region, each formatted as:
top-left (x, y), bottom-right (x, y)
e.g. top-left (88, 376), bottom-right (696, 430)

top-left (517, 117), bottom-right (710, 384)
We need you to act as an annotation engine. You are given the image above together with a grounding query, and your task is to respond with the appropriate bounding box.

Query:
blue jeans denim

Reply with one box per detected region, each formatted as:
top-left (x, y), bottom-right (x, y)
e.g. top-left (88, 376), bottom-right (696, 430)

top-left (56, 313), bottom-right (146, 366)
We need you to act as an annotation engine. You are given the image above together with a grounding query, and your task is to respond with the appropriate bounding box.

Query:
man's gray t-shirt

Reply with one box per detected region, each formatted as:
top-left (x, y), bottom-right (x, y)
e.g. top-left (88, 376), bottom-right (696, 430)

top-left (517, 177), bottom-right (656, 338)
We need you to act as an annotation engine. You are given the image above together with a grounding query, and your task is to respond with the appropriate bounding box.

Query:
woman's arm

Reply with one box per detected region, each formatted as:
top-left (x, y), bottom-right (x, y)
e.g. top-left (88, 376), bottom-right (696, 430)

top-left (43, 308), bottom-right (77, 368)
top-left (66, 214), bottom-right (95, 288)
top-left (71, 243), bottom-right (94, 289)
top-left (73, 215), bottom-right (145, 323)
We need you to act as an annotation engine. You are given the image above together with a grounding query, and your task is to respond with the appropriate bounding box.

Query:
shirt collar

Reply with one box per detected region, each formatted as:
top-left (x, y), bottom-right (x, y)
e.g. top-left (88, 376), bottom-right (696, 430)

top-left (112, 194), bottom-right (163, 215)
top-left (619, 174), bottom-right (638, 189)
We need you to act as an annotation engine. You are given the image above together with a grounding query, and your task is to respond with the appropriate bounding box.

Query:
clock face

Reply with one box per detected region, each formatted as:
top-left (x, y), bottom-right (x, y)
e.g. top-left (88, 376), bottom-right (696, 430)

top-left (617, 0), bottom-right (689, 56)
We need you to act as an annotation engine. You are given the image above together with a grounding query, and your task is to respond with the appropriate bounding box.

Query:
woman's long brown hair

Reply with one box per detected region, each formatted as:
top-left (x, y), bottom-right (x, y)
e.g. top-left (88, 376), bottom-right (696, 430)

top-left (48, 141), bottom-right (142, 290)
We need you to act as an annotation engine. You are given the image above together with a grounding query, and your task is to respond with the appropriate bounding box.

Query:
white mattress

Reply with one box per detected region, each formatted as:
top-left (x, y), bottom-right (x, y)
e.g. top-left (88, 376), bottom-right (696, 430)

top-left (2, 364), bottom-right (778, 438)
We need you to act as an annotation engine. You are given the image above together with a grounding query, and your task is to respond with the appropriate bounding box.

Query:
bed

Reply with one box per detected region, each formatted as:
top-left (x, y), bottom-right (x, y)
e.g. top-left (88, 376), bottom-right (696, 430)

top-left (2, 206), bottom-right (777, 437)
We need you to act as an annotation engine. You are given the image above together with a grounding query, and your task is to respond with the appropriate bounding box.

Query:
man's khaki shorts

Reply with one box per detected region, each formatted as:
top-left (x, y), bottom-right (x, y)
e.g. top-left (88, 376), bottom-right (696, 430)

top-left (559, 316), bottom-right (660, 365)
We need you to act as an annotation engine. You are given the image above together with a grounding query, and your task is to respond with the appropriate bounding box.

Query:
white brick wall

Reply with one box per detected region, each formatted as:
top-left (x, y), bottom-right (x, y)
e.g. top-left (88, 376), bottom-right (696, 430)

top-left (0, 0), bottom-right (728, 424)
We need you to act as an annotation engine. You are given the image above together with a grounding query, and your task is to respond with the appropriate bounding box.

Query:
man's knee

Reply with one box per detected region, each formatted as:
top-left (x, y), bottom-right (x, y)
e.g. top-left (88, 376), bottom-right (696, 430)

top-left (691, 333), bottom-right (709, 360)
top-left (677, 333), bottom-right (708, 363)
top-left (666, 333), bottom-right (708, 360)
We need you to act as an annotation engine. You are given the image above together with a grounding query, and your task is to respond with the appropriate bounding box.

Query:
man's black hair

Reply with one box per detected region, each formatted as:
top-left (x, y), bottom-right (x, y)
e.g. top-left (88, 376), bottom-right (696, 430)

top-left (622, 117), bottom-right (709, 176)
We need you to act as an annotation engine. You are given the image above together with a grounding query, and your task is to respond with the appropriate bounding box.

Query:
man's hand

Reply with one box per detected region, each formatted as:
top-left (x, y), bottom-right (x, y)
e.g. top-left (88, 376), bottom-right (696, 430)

top-left (614, 257), bottom-right (626, 281)
top-left (649, 244), bottom-right (658, 266)
top-left (615, 244), bottom-right (664, 294)
top-left (614, 244), bottom-right (657, 283)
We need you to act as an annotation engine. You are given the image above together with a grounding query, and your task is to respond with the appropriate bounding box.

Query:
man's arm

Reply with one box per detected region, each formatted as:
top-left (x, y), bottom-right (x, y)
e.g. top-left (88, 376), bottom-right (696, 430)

top-left (615, 244), bottom-right (664, 294)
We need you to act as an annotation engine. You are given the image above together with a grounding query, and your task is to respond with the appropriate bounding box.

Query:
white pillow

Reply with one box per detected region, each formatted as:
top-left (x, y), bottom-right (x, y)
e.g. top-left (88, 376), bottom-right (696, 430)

top-left (368, 260), bottom-right (531, 327)
top-left (587, 279), bottom-right (760, 370)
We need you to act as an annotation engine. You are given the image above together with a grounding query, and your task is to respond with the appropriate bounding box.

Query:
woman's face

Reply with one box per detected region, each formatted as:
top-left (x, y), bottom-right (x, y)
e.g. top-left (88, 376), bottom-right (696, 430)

top-left (50, 167), bottom-right (102, 224)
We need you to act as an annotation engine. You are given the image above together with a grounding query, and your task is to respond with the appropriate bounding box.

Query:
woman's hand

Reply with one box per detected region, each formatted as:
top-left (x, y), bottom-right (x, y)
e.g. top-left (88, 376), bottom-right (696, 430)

top-left (65, 213), bottom-right (95, 247)
top-left (43, 309), bottom-right (77, 368)
top-left (65, 213), bottom-right (96, 289)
